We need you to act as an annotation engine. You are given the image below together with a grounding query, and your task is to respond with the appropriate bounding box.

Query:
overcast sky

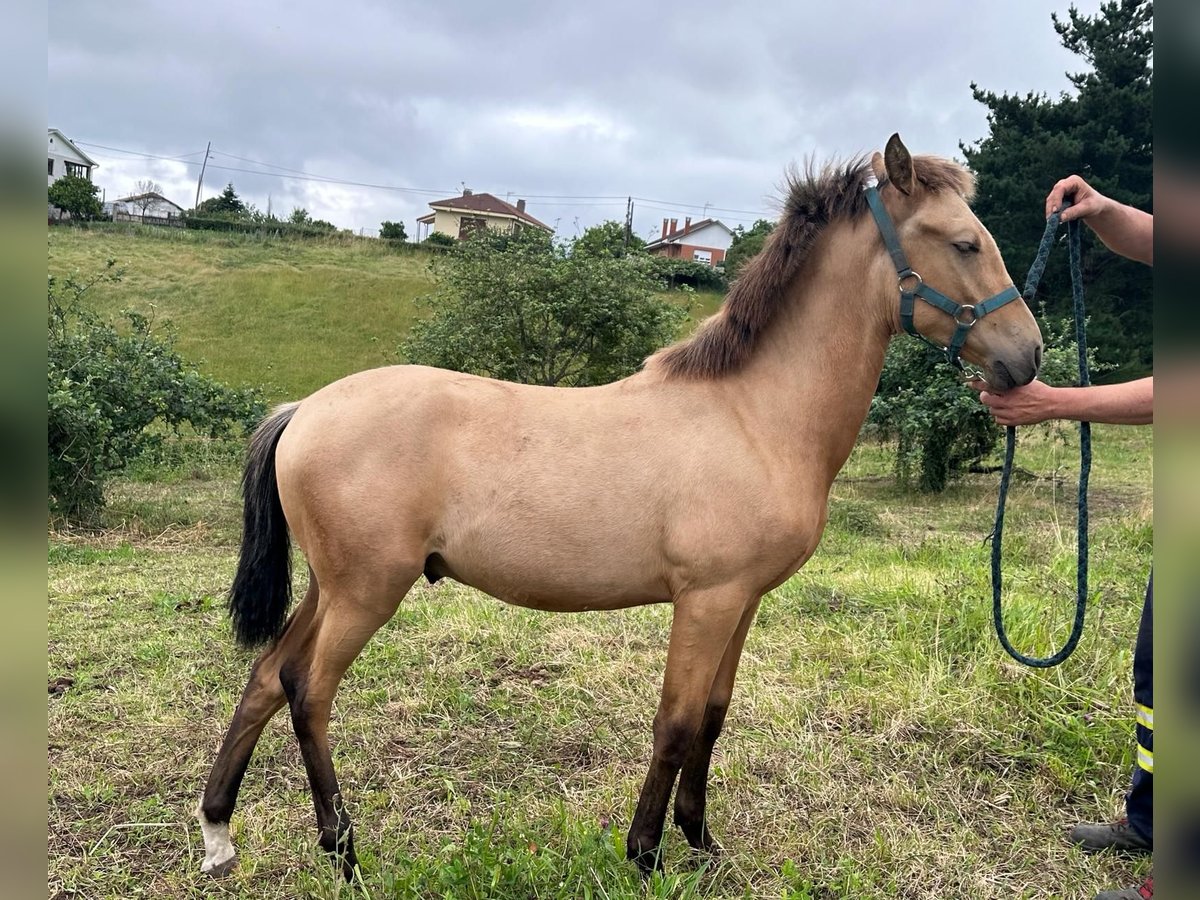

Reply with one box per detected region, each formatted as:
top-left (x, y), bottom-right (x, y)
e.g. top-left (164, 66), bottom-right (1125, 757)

top-left (48, 0), bottom-right (1102, 240)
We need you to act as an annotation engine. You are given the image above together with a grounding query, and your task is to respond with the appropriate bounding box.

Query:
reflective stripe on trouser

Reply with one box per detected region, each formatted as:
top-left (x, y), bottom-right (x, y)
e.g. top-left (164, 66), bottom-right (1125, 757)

top-left (1126, 572), bottom-right (1152, 844)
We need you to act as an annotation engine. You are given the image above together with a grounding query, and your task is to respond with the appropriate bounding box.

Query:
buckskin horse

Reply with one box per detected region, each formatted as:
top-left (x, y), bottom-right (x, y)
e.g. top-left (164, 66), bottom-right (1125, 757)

top-left (198, 135), bottom-right (1042, 878)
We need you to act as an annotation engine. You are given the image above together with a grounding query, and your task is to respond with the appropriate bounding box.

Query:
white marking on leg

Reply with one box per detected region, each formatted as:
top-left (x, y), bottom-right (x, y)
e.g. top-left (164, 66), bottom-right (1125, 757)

top-left (197, 805), bottom-right (237, 875)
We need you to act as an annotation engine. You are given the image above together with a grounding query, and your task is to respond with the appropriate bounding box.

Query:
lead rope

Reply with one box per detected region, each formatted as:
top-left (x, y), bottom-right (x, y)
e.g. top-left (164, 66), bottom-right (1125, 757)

top-left (990, 199), bottom-right (1091, 667)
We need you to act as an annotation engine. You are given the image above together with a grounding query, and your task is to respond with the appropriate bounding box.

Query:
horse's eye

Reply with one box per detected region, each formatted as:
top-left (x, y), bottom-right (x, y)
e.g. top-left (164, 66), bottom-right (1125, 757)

top-left (953, 241), bottom-right (979, 254)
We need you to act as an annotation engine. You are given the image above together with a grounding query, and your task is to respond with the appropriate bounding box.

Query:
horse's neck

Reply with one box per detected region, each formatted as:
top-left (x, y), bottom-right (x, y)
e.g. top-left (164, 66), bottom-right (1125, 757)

top-left (730, 222), bottom-right (893, 487)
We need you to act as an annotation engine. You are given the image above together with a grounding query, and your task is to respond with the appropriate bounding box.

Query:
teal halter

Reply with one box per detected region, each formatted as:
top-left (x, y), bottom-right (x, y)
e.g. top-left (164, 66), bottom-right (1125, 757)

top-left (863, 179), bottom-right (1021, 370)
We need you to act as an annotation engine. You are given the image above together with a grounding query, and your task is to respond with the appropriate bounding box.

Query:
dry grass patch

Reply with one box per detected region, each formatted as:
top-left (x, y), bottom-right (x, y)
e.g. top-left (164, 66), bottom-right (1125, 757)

top-left (49, 428), bottom-right (1151, 898)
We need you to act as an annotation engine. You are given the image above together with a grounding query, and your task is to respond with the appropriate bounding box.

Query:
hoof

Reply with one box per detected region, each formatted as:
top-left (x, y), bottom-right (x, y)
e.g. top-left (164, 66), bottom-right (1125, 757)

top-left (201, 851), bottom-right (237, 878)
top-left (626, 842), bottom-right (664, 877)
top-left (198, 810), bottom-right (237, 878)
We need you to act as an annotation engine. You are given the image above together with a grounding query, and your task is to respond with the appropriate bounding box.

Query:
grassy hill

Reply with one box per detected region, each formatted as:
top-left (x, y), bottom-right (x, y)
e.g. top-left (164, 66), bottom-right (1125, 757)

top-left (49, 224), bottom-right (437, 402)
top-left (48, 224), bottom-right (724, 402)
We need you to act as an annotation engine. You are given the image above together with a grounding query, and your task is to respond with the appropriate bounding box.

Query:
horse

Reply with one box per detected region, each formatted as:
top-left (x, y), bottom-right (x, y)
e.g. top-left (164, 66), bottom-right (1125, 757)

top-left (197, 134), bottom-right (1043, 879)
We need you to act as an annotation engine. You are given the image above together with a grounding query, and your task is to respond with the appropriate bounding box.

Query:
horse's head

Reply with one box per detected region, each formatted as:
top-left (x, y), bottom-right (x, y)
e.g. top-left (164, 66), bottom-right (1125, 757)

top-left (868, 134), bottom-right (1042, 392)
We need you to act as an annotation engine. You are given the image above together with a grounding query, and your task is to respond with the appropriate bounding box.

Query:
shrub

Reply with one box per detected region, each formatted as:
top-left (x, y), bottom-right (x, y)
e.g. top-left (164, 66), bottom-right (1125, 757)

top-left (867, 321), bottom-right (1104, 492)
top-left (48, 174), bottom-right (102, 221)
top-left (380, 220), bottom-right (408, 241)
top-left (48, 262), bottom-right (265, 519)
top-left (423, 231), bottom-right (456, 250)
top-left (403, 228), bottom-right (688, 386)
top-left (645, 256), bottom-right (727, 291)
top-left (867, 340), bottom-right (1000, 492)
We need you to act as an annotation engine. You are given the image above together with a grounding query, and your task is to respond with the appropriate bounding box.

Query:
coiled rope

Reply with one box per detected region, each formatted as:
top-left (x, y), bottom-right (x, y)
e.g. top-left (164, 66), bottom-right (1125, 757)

top-left (990, 199), bottom-right (1091, 667)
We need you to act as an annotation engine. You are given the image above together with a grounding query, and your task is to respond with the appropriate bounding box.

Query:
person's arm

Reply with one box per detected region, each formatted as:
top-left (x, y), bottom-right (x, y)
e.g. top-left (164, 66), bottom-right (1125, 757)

top-left (1045, 174), bottom-right (1153, 265)
top-left (971, 376), bottom-right (1153, 426)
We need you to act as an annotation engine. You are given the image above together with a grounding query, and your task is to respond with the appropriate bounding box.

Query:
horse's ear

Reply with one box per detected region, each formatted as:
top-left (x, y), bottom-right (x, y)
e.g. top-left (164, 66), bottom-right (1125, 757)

top-left (884, 133), bottom-right (915, 196)
top-left (870, 151), bottom-right (887, 184)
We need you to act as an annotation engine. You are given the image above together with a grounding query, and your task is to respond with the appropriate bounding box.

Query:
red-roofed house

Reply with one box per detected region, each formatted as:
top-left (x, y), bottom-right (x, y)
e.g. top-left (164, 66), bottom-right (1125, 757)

top-left (416, 190), bottom-right (553, 241)
top-left (644, 217), bottom-right (734, 267)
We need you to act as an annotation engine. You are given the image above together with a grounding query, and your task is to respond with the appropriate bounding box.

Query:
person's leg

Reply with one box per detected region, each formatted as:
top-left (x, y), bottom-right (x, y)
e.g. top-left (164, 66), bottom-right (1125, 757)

top-left (1125, 572), bottom-right (1153, 843)
top-left (1068, 571), bottom-right (1153, 855)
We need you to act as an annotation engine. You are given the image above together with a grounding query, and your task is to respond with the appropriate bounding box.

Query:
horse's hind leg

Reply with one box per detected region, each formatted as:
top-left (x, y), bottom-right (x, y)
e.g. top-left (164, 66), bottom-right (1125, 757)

top-left (626, 588), bottom-right (752, 874)
top-left (280, 571), bottom-right (415, 881)
top-left (198, 577), bottom-right (320, 875)
top-left (673, 597), bottom-right (761, 854)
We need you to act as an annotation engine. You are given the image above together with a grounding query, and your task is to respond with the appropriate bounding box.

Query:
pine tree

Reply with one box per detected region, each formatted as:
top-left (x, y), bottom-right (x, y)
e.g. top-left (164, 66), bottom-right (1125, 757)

top-left (963, 0), bottom-right (1152, 379)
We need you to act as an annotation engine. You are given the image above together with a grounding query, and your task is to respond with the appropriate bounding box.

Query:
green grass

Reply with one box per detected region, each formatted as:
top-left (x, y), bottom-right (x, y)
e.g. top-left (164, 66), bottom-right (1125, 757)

top-left (48, 224), bottom-right (437, 402)
top-left (48, 425), bottom-right (1152, 899)
top-left (48, 224), bottom-right (1151, 897)
top-left (47, 224), bottom-right (719, 403)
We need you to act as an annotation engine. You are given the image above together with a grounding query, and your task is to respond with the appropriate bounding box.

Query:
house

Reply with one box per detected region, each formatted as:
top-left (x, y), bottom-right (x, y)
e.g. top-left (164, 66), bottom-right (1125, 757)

top-left (644, 217), bottom-right (734, 267)
top-left (415, 190), bottom-right (552, 241)
top-left (112, 191), bottom-right (186, 221)
top-left (47, 128), bottom-right (97, 185)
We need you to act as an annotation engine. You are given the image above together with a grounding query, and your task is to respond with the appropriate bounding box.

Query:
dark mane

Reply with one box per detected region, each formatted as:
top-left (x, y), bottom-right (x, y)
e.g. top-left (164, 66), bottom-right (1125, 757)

top-left (649, 155), bottom-right (974, 379)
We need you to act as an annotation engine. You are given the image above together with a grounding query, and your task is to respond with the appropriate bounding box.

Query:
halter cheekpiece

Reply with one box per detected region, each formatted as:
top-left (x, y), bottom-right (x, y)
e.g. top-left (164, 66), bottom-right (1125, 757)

top-left (862, 176), bottom-right (1021, 370)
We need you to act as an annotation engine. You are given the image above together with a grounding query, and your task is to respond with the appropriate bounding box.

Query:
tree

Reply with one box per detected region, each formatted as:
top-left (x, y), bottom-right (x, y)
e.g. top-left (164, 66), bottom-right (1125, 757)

top-left (130, 179), bottom-right (163, 217)
top-left (573, 220), bottom-right (645, 259)
top-left (195, 182), bottom-right (247, 217)
top-left (289, 207), bottom-right (312, 225)
top-left (723, 219), bottom-right (775, 280)
top-left (48, 262), bottom-right (264, 519)
top-left (380, 220), bottom-right (407, 241)
top-left (48, 174), bottom-right (102, 220)
top-left (962, 0), bottom-right (1152, 380)
top-left (403, 228), bottom-right (688, 386)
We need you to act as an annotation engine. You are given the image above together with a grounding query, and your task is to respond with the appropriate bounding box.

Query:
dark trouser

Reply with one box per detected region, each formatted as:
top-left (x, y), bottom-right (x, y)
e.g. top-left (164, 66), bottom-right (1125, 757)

top-left (1126, 572), bottom-right (1152, 843)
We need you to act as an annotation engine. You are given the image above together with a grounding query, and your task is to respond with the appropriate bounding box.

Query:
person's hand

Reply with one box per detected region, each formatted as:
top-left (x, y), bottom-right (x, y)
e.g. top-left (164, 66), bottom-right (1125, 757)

top-left (967, 378), bottom-right (1060, 426)
top-left (1045, 174), bottom-right (1112, 224)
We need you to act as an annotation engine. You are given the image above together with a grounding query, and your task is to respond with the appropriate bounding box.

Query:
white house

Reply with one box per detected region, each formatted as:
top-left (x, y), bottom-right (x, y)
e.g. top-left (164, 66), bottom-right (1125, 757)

top-left (643, 217), bottom-right (735, 267)
top-left (415, 190), bottom-right (552, 241)
top-left (47, 128), bottom-right (97, 185)
top-left (112, 191), bottom-right (186, 220)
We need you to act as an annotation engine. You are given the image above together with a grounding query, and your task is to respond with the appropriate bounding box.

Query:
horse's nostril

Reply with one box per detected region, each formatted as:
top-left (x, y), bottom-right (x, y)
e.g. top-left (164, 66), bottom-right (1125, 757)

top-left (1034, 344), bottom-right (1043, 372)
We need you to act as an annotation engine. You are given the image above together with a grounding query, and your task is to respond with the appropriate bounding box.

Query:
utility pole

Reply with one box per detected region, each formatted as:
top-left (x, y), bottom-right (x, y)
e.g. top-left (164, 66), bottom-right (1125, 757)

top-left (623, 196), bottom-right (633, 249)
top-left (193, 141), bottom-right (211, 211)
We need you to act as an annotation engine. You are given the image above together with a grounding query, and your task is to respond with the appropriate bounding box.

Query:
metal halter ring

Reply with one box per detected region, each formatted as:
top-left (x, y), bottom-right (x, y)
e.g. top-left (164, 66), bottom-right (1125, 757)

top-left (898, 271), bottom-right (922, 292)
top-left (954, 305), bottom-right (978, 326)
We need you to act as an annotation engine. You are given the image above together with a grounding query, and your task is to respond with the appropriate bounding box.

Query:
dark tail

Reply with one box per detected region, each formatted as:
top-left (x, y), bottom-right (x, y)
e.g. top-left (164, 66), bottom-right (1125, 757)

top-left (228, 402), bottom-right (299, 647)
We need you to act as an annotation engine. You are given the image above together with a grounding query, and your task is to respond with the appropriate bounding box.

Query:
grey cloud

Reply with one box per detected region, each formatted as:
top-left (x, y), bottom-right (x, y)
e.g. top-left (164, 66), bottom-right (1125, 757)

top-left (50, 0), bottom-right (1102, 236)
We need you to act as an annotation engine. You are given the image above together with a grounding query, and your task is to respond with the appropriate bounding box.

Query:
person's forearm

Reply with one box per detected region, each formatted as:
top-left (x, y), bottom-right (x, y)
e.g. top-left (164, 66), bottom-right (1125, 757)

top-left (1087, 203), bottom-right (1154, 265)
top-left (1045, 377), bottom-right (1153, 424)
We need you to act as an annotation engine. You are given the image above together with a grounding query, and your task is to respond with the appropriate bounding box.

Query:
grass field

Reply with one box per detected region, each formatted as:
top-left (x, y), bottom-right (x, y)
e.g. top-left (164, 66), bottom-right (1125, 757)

top-left (47, 224), bottom-right (724, 403)
top-left (48, 226), bottom-right (1152, 899)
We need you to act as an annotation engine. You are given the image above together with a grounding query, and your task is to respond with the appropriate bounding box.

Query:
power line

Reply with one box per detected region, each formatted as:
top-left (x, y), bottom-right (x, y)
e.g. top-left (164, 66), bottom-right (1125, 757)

top-left (75, 138), bottom-right (776, 219)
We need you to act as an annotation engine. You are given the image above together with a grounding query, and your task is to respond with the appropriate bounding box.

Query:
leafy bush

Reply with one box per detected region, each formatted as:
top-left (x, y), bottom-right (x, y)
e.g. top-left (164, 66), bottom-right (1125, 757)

top-left (645, 256), bottom-right (727, 291)
top-left (724, 218), bottom-right (776, 280)
top-left (868, 320), bottom-right (1103, 492)
top-left (48, 262), bottom-right (265, 519)
top-left (423, 231), bottom-right (456, 250)
top-left (572, 220), bottom-right (645, 259)
top-left (380, 220), bottom-right (408, 241)
top-left (48, 174), bottom-right (102, 220)
top-left (867, 340), bottom-right (1000, 492)
top-left (403, 228), bottom-right (688, 386)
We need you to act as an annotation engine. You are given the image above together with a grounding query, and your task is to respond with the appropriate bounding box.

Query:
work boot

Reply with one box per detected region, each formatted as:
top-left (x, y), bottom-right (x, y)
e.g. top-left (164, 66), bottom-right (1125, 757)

top-left (1095, 874), bottom-right (1152, 899)
top-left (1069, 818), bottom-right (1152, 854)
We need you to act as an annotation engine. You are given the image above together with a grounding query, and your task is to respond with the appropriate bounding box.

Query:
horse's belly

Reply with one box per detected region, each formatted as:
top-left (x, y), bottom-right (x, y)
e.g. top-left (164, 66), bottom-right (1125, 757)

top-left (432, 530), bottom-right (671, 613)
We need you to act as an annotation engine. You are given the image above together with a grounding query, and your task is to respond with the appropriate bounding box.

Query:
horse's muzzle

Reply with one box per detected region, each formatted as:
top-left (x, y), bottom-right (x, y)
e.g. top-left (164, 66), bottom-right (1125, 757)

top-left (988, 343), bottom-right (1041, 392)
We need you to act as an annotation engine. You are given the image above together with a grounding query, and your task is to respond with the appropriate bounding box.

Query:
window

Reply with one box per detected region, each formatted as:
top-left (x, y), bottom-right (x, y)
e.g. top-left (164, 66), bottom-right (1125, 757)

top-left (65, 162), bottom-right (88, 179)
top-left (692, 249), bottom-right (713, 265)
top-left (47, 158), bottom-right (54, 176)
top-left (457, 216), bottom-right (487, 240)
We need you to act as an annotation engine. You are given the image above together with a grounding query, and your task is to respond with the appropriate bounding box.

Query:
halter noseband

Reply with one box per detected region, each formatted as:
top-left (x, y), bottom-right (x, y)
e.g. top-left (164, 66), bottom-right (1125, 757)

top-left (862, 177), bottom-right (1021, 370)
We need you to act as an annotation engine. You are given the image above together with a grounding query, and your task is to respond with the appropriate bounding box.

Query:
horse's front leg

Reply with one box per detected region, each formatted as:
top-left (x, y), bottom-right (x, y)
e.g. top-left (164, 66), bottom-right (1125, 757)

top-left (626, 588), bottom-right (752, 874)
top-left (673, 598), bottom-right (761, 854)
